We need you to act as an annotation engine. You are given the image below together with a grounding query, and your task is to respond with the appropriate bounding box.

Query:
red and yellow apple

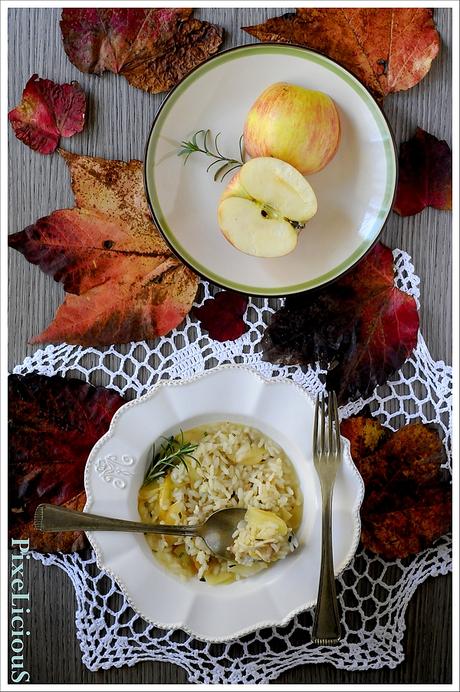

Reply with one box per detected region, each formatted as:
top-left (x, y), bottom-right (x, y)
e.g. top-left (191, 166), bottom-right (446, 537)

top-left (244, 82), bottom-right (340, 175)
top-left (217, 157), bottom-right (317, 257)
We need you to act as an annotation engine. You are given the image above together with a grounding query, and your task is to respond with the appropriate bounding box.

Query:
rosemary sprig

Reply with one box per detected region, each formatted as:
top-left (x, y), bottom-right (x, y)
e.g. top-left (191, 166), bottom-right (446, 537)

top-left (142, 431), bottom-right (199, 486)
top-left (178, 129), bottom-right (244, 182)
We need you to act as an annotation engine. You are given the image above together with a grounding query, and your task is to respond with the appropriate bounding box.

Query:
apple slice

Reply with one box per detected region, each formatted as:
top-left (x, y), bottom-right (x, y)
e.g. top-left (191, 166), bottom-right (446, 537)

top-left (218, 157), bottom-right (317, 257)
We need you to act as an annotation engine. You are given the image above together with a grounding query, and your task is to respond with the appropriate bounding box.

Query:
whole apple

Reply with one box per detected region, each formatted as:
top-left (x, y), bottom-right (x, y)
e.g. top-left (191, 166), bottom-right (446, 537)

top-left (244, 82), bottom-right (340, 175)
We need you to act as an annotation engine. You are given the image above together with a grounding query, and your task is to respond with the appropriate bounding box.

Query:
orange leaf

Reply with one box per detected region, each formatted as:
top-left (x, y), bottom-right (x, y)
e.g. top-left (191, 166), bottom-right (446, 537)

top-left (244, 8), bottom-right (440, 99)
top-left (8, 150), bottom-right (198, 346)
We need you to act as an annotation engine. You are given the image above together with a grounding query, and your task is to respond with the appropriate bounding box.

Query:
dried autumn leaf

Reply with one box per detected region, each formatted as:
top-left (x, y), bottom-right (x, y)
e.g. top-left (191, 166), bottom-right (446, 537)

top-left (8, 74), bottom-right (86, 154)
top-left (340, 415), bottom-right (389, 465)
top-left (60, 8), bottom-right (223, 94)
top-left (193, 291), bottom-right (249, 341)
top-left (341, 416), bottom-right (451, 559)
top-left (262, 243), bottom-right (419, 405)
top-left (393, 128), bottom-right (452, 216)
top-left (9, 374), bottom-right (126, 552)
top-left (361, 487), bottom-right (451, 560)
top-left (8, 150), bottom-right (199, 346)
top-left (244, 8), bottom-right (440, 99)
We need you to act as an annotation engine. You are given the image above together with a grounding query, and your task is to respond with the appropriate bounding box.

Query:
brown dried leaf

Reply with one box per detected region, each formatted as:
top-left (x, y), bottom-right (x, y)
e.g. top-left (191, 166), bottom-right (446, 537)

top-left (60, 8), bottom-right (223, 94)
top-left (341, 416), bottom-right (451, 559)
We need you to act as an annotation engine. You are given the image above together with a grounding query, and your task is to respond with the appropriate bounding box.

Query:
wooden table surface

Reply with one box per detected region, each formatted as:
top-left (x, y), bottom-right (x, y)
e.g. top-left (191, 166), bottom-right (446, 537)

top-left (8, 7), bottom-right (452, 684)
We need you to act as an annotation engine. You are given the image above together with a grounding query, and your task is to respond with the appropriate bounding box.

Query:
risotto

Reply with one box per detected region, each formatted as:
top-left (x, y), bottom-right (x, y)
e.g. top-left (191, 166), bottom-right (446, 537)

top-left (138, 422), bottom-right (303, 584)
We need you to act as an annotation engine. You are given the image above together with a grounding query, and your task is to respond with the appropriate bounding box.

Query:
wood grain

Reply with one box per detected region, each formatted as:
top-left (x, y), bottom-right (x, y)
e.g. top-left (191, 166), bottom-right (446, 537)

top-left (7, 7), bottom-right (452, 684)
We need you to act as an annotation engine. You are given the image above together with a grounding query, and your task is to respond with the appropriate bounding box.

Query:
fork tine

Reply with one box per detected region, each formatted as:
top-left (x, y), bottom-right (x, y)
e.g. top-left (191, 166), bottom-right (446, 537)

top-left (313, 394), bottom-right (319, 456)
top-left (320, 393), bottom-right (326, 455)
top-left (328, 390), bottom-right (334, 454)
top-left (332, 391), bottom-right (341, 453)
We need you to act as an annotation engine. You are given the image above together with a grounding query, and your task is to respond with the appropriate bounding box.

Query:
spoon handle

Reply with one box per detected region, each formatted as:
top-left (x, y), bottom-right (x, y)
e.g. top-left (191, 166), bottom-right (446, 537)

top-left (34, 503), bottom-right (199, 537)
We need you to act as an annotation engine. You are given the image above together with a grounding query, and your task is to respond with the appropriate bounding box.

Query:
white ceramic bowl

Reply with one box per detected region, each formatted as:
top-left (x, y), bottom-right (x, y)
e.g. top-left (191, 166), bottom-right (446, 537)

top-left (84, 366), bottom-right (364, 641)
top-left (144, 44), bottom-right (397, 296)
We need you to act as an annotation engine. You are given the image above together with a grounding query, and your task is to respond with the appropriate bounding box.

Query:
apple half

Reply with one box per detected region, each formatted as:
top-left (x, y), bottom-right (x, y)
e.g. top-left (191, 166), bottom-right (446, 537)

top-left (217, 157), bottom-right (317, 257)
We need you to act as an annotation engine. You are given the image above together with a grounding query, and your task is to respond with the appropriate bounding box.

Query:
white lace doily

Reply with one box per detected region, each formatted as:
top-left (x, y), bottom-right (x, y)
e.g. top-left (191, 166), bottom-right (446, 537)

top-left (16, 250), bottom-right (452, 684)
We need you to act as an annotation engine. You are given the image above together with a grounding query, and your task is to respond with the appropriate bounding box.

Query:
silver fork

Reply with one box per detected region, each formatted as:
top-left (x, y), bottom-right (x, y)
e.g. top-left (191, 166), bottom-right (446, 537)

top-left (312, 391), bottom-right (342, 645)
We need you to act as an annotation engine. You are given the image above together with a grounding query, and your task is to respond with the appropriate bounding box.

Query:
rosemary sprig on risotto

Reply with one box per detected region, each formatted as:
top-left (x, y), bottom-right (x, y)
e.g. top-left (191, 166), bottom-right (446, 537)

top-left (142, 432), bottom-right (199, 486)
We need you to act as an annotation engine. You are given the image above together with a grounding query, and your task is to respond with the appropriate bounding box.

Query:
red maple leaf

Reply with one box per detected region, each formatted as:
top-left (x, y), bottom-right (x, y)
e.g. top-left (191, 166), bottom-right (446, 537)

top-left (9, 374), bottom-right (126, 552)
top-left (262, 243), bottom-right (419, 404)
top-left (8, 150), bottom-right (198, 346)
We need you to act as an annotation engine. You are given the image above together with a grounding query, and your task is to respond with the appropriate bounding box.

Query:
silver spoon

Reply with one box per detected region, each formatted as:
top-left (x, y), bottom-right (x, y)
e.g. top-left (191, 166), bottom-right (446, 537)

top-left (34, 503), bottom-right (247, 560)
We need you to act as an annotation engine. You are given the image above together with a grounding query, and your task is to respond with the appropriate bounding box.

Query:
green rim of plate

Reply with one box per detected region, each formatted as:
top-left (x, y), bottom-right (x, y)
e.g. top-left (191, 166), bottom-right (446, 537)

top-left (145, 44), bottom-right (396, 296)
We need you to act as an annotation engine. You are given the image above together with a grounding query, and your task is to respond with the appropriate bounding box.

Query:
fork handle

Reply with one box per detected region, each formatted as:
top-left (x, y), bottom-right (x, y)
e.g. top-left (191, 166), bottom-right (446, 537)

top-left (312, 489), bottom-right (341, 645)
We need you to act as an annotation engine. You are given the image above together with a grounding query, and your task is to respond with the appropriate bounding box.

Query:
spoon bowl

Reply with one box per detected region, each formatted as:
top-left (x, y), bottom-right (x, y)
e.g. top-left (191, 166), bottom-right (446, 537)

top-left (196, 507), bottom-right (247, 559)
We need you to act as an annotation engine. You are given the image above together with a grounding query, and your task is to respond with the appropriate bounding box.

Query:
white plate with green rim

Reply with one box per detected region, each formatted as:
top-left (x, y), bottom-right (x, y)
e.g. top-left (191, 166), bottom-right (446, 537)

top-left (144, 44), bottom-right (397, 296)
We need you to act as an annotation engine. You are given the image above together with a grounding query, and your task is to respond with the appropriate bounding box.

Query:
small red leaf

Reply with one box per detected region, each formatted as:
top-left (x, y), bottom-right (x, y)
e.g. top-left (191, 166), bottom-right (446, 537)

top-left (9, 374), bottom-right (126, 552)
top-left (193, 291), bottom-right (249, 341)
top-left (8, 74), bottom-right (86, 154)
top-left (393, 128), bottom-right (452, 216)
